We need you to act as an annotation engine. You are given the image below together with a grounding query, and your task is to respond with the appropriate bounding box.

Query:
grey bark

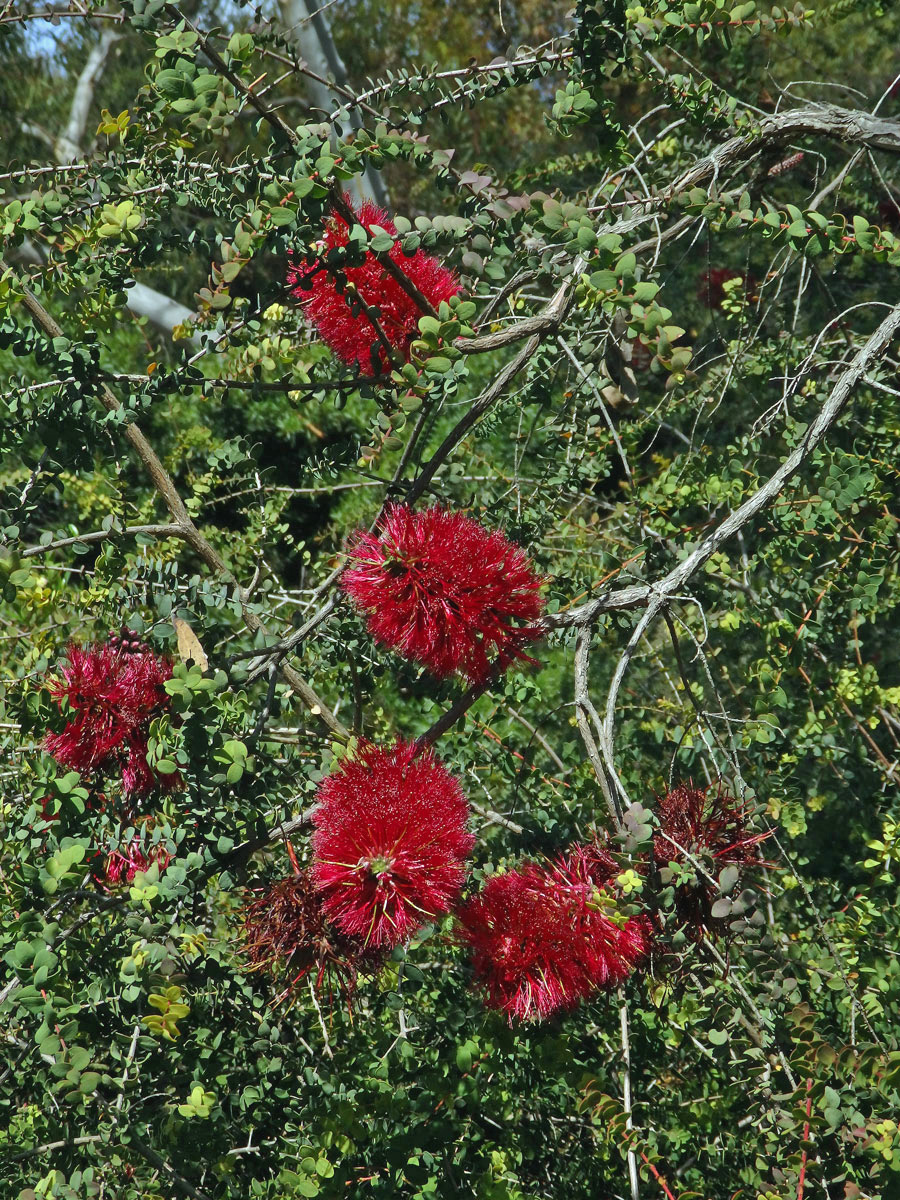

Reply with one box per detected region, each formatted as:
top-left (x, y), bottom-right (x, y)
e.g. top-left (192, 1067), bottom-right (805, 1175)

top-left (53, 28), bottom-right (197, 337)
top-left (57, 27), bottom-right (122, 163)
top-left (275, 0), bottom-right (389, 209)
top-left (124, 282), bottom-right (195, 338)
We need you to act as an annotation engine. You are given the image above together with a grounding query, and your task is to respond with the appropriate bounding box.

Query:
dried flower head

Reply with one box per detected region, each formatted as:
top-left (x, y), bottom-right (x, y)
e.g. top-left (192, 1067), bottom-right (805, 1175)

top-left (44, 639), bottom-right (175, 797)
top-left (311, 739), bottom-right (474, 949)
top-left (342, 504), bottom-right (545, 684)
top-left (101, 838), bottom-right (172, 889)
top-left (287, 199), bottom-right (460, 375)
top-left (457, 845), bottom-right (649, 1024)
top-left (244, 867), bottom-right (380, 1005)
top-left (653, 783), bottom-right (771, 937)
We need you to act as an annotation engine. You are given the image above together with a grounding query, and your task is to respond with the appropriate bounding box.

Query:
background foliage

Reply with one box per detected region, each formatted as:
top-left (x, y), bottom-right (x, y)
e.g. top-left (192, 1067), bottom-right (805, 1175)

top-left (3, 0), bottom-right (900, 1197)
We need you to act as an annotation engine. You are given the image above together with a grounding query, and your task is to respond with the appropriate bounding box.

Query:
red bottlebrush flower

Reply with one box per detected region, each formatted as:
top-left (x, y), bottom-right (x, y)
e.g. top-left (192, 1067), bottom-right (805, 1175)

top-left (244, 867), bottom-right (382, 1005)
top-left (341, 504), bottom-right (545, 684)
top-left (287, 198), bottom-right (460, 375)
top-left (457, 866), bottom-right (594, 1023)
top-left (549, 844), bottom-right (652, 990)
top-left (44, 639), bottom-right (175, 797)
top-left (653, 783), bottom-right (771, 938)
top-left (457, 846), bottom-right (649, 1024)
top-left (696, 267), bottom-right (755, 310)
top-left (311, 739), bottom-right (474, 949)
top-left (552, 838), bottom-right (619, 889)
top-left (101, 837), bottom-right (171, 888)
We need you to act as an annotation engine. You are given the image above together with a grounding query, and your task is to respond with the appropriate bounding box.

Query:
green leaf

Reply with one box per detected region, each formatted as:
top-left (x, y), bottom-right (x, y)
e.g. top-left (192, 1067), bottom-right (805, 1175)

top-left (424, 356), bottom-right (452, 374)
top-left (154, 69), bottom-right (185, 98)
top-left (632, 281), bottom-right (660, 303)
top-left (717, 866), bottom-right (740, 895)
top-left (576, 226), bottom-right (597, 252)
top-left (192, 73), bottom-right (220, 96)
top-left (456, 1043), bottom-right (473, 1072)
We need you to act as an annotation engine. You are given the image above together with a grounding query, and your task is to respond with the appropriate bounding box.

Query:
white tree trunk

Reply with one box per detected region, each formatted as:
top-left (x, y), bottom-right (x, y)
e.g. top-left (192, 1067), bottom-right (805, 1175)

top-left (56, 28), bottom-right (121, 164)
top-left (275, 0), bottom-right (389, 209)
top-left (124, 283), bottom-right (196, 336)
top-left (55, 30), bottom-right (197, 337)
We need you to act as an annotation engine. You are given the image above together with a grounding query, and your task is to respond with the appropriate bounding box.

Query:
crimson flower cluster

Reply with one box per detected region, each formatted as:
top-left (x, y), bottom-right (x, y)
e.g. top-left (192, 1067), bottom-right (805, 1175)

top-left (44, 638), bottom-right (175, 798)
top-left (342, 504), bottom-right (545, 684)
top-left (287, 199), bottom-right (460, 375)
top-left (246, 749), bottom-right (768, 1018)
top-left (456, 841), bottom-right (650, 1023)
top-left (653, 783), bottom-right (771, 938)
top-left (311, 739), bottom-right (474, 948)
top-left (44, 637), bottom-right (767, 1022)
top-left (101, 837), bottom-right (172, 889)
top-left (244, 867), bottom-right (382, 1006)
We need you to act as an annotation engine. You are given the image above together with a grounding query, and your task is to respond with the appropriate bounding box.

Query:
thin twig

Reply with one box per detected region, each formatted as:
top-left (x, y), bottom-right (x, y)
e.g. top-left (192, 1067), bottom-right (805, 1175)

top-left (308, 977), bottom-right (334, 1058)
top-left (405, 332), bottom-right (543, 506)
top-left (639, 1152), bottom-right (677, 1200)
top-left (415, 671), bottom-right (501, 749)
top-left (115, 1023), bottom-right (142, 1117)
top-left (573, 628), bottom-right (621, 824)
top-left (127, 1133), bottom-right (215, 1200)
top-left (22, 524), bottom-right (184, 558)
top-left (619, 995), bottom-right (640, 1200)
top-left (8, 1135), bottom-right (103, 1162)
top-left (797, 1077), bottom-right (812, 1200)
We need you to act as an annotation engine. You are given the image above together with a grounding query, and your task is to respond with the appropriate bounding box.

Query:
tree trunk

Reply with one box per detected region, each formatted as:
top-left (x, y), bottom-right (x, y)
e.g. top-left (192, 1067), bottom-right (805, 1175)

top-left (275, 0), bottom-right (389, 209)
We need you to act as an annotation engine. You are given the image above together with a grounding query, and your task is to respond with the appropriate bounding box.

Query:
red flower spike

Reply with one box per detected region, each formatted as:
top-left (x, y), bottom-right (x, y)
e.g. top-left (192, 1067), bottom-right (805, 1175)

top-left (457, 866), bottom-right (596, 1023)
top-left (653, 783), bottom-right (772, 938)
top-left (549, 845), bottom-right (652, 991)
top-left (457, 845), bottom-right (649, 1024)
top-left (244, 868), bottom-right (382, 1006)
top-left (552, 838), bottom-right (619, 890)
top-left (311, 739), bottom-right (474, 949)
top-left (101, 838), bottom-right (172, 889)
top-left (121, 734), bottom-right (165, 798)
top-left (44, 640), bottom-right (176, 797)
top-left (287, 198), bottom-right (460, 375)
top-left (342, 504), bottom-right (545, 684)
